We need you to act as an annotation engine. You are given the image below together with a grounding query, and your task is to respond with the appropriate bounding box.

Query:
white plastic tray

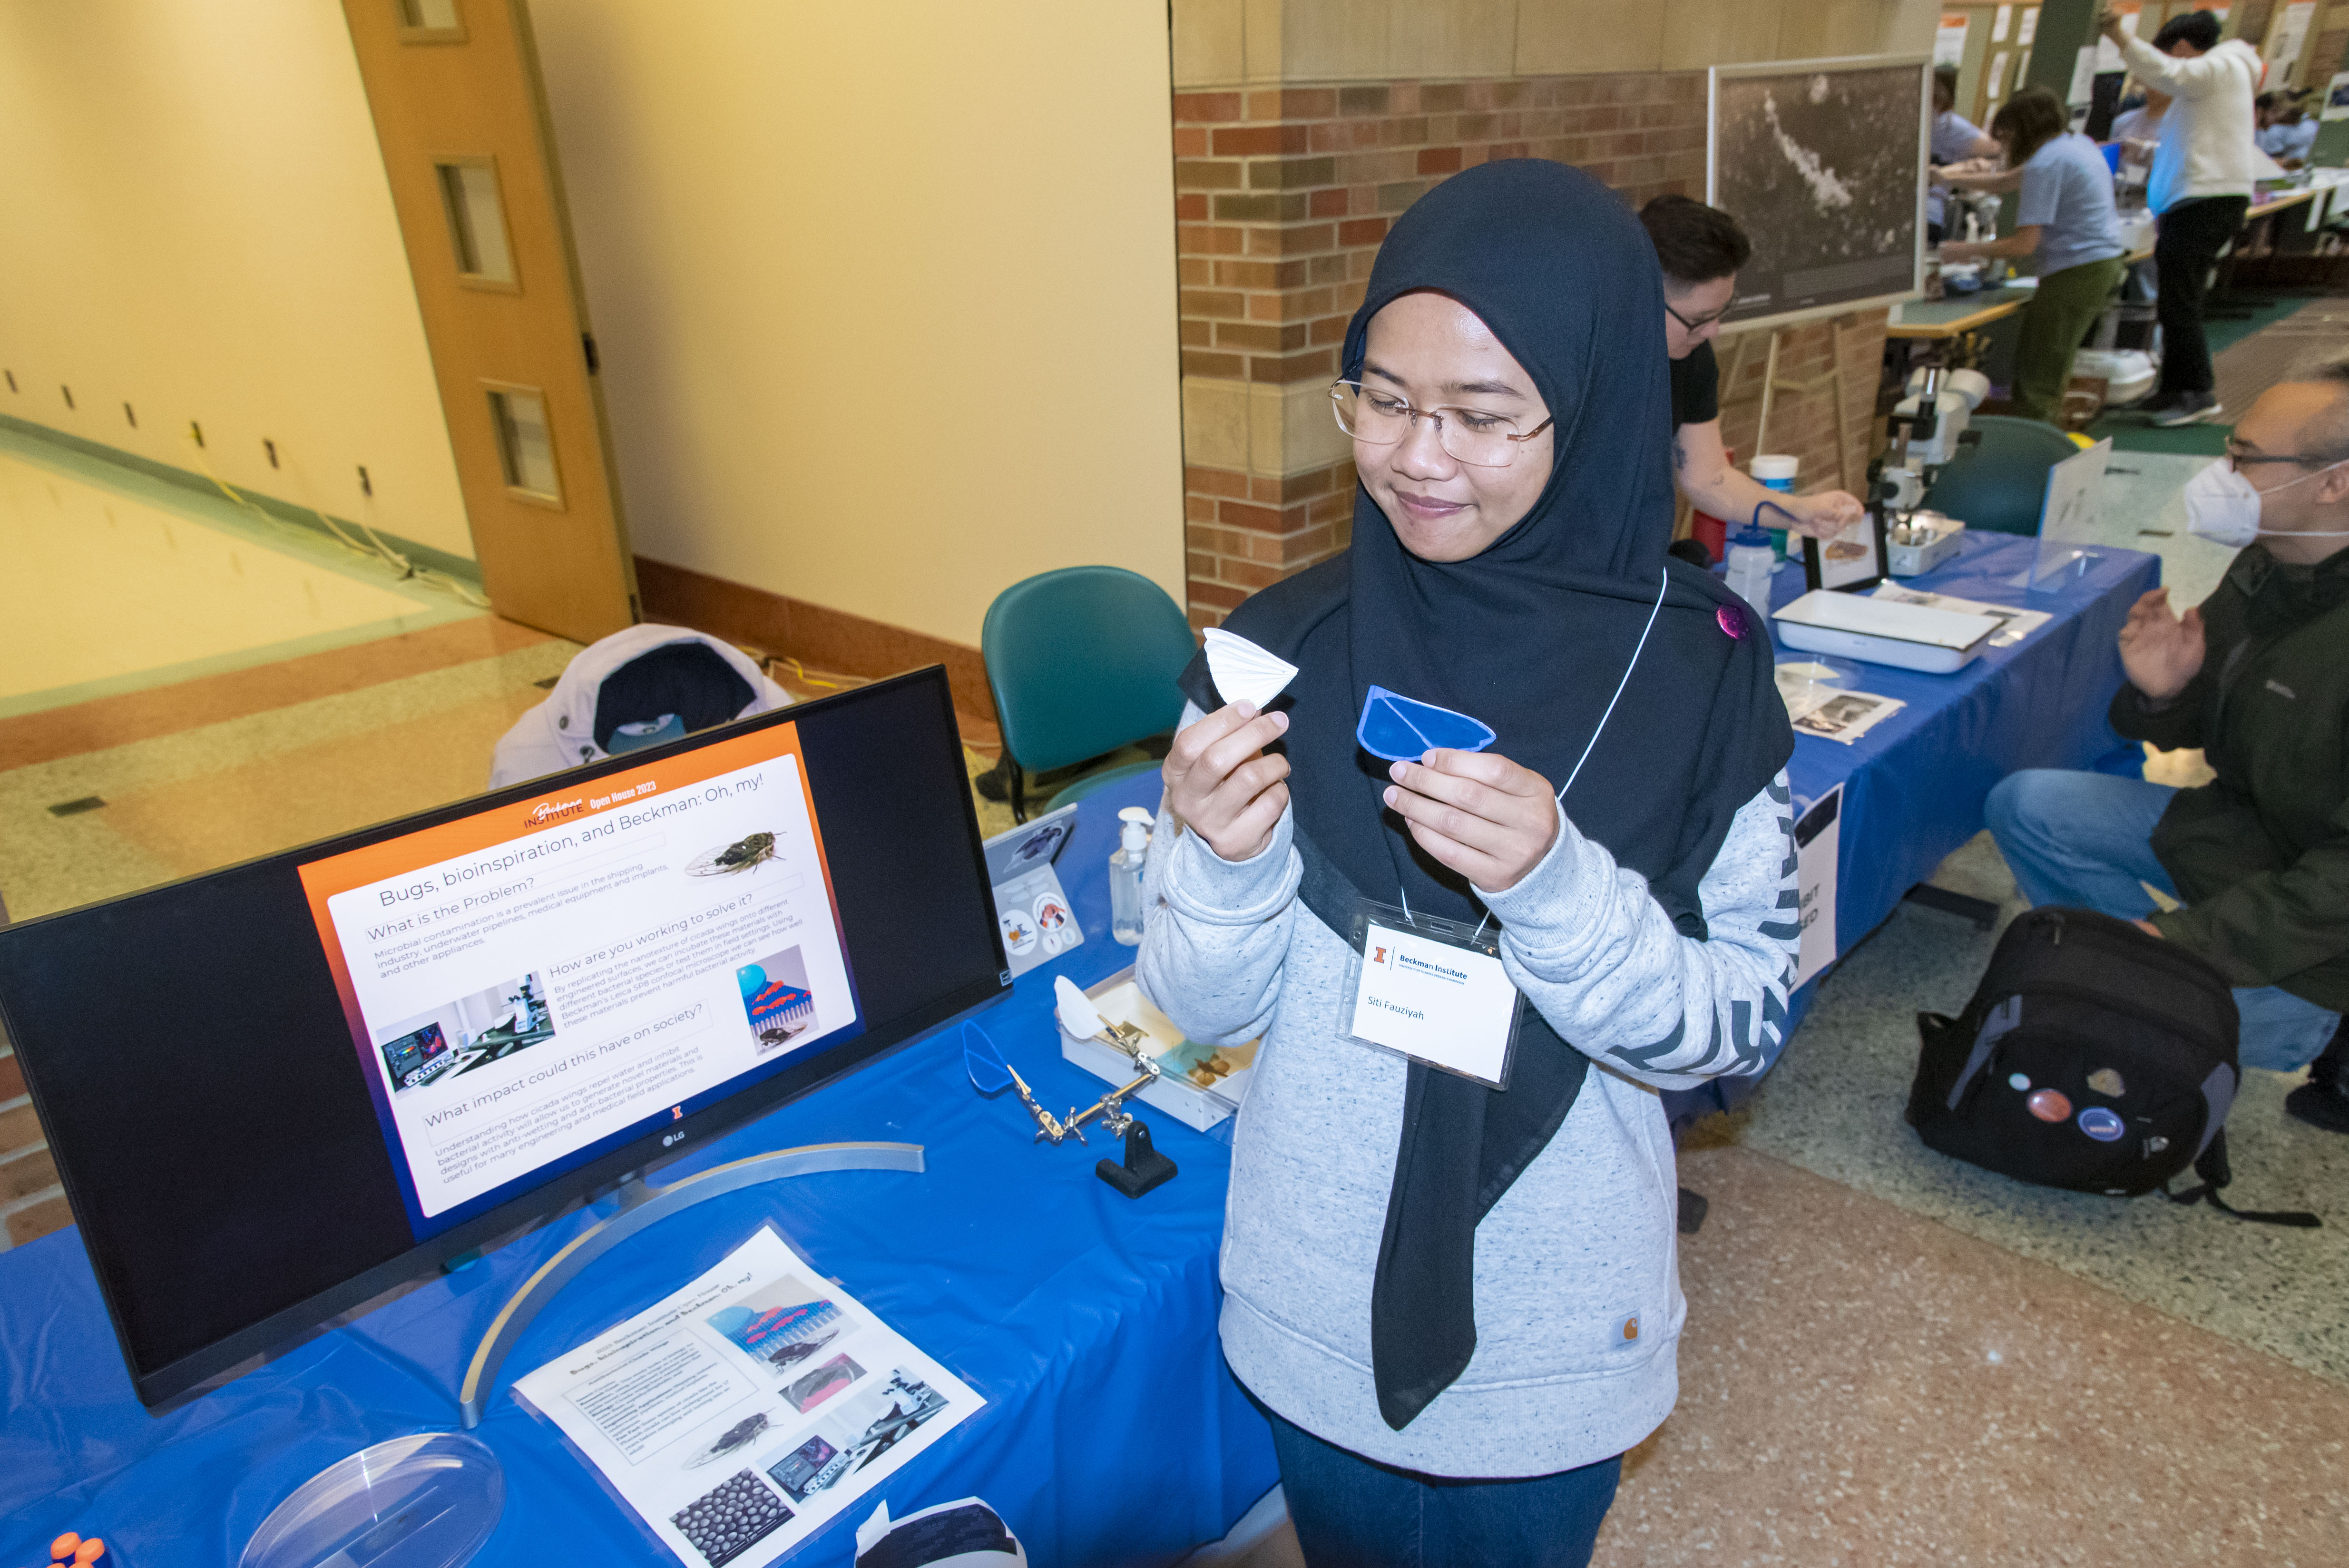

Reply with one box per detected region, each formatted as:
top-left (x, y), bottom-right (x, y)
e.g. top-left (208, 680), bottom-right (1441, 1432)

top-left (1772, 589), bottom-right (2000, 674)
top-left (1056, 969), bottom-right (1256, 1132)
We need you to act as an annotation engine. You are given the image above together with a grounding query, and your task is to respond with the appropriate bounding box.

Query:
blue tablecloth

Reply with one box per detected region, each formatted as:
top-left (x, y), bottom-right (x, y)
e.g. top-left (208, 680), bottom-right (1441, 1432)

top-left (1776, 533), bottom-right (2158, 955)
top-left (1657, 531), bottom-right (2160, 1124)
top-left (0, 776), bottom-right (1274, 1568)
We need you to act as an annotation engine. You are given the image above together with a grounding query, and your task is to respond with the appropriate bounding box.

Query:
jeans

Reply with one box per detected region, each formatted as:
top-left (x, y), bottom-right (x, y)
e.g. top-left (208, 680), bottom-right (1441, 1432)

top-left (1263, 1403), bottom-right (1620, 1568)
top-left (1985, 769), bottom-right (2340, 1070)
top-left (2152, 195), bottom-right (2251, 396)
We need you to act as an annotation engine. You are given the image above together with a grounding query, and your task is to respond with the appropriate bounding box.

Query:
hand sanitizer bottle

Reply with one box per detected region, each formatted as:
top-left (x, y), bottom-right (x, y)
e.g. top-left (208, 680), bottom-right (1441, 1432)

top-left (1110, 806), bottom-right (1155, 946)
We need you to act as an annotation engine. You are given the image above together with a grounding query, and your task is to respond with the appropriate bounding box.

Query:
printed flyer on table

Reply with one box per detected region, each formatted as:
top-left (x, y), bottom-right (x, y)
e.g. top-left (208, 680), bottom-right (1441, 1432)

top-left (515, 1226), bottom-right (983, 1568)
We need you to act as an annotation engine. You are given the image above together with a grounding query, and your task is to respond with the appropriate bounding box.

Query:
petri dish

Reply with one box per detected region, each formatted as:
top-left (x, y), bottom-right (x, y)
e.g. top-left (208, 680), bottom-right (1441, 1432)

top-left (1774, 658), bottom-right (1850, 719)
top-left (240, 1431), bottom-right (503, 1568)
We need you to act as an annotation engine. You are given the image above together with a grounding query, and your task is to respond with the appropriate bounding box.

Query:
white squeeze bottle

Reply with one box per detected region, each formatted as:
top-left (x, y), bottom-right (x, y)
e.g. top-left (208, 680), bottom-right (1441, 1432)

top-left (1110, 805), bottom-right (1155, 945)
top-left (1723, 523), bottom-right (1776, 614)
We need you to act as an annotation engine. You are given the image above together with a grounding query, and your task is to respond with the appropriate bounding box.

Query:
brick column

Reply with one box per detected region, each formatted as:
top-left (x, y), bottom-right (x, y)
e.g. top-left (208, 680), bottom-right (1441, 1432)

top-left (1174, 86), bottom-right (1361, 631)
top-left (1172, 73), bottom-right (1894, 626)
top-left (1173, 73), bottom-right (1708, 628)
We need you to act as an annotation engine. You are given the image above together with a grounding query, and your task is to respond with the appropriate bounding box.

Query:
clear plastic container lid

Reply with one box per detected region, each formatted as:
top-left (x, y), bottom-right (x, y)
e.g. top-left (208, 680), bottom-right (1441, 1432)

top-left (240, 1432), bottom-right (503, 1568)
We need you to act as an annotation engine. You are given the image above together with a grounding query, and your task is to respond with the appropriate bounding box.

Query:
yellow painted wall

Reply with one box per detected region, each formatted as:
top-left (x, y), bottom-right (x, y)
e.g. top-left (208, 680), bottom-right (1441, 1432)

top-left (1175, 0), bottom-right (1942, 85)
top-left (527, 1), bottom-right (1189, 648)
top-left (0, 0), bottom-right (473, 559)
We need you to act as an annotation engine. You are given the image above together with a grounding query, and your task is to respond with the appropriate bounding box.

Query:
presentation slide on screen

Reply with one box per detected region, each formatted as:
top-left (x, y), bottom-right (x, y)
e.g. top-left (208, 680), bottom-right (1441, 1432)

top-left (298, 724), bottom-right (859, 1222)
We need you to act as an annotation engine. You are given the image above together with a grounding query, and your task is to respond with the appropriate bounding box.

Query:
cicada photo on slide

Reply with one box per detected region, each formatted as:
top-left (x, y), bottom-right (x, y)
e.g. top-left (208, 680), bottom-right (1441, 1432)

top-left (687, 831), bottom-right (779, 876)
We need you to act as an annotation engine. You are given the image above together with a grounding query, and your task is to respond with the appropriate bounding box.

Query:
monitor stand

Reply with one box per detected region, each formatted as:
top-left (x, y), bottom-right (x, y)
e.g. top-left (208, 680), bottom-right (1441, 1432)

top-left (456, 1140), bottom-right (924, 1428)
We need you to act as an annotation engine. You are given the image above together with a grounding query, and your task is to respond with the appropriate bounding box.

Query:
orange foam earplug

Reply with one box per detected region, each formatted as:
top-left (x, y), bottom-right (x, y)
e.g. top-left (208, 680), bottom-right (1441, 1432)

top-left (49, 1533), bottom-right (80, 1563)
top-left (75, 1543), bottom-right (107, 1566)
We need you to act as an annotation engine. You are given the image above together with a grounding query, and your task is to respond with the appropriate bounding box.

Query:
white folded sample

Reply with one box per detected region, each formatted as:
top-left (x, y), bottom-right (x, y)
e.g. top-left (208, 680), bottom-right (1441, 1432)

top-left (1054, 973), bottom-right (1109, 1041)
top-left (1202, 626), bottom-right (1299, 710)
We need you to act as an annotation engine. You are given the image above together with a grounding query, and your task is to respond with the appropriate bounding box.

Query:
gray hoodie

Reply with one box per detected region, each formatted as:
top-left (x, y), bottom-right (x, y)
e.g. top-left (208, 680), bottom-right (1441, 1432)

top-left (1137, 728), bottom-right (1797, 1477)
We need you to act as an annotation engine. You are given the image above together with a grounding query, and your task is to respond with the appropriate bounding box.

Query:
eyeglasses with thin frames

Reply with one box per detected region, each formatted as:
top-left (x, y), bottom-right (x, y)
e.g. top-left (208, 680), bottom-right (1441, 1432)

top-left (1665, 299), bottom-right (1732, 334)
top-left (2224, 441), bottom-right (2344, 472)
top-left (1329, 380), bottom-right (1555, 469)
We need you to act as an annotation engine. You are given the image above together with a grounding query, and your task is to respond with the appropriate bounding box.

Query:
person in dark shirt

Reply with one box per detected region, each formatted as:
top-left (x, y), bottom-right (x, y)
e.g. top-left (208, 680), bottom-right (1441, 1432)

top-left (1987, 369), bottom-right (2349, 1132)
top-left (1639, 196), bottom-right (1863, 547)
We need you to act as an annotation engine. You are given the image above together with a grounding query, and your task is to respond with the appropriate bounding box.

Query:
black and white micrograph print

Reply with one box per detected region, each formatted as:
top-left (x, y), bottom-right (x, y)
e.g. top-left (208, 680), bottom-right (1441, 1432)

top-left (1712, 63), bottom-right (1925, 325)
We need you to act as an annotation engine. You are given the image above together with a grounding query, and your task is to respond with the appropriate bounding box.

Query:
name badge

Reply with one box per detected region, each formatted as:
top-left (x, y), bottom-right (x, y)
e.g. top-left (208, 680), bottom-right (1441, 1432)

top-left (1343, 900), bottom-right (1521, 1088)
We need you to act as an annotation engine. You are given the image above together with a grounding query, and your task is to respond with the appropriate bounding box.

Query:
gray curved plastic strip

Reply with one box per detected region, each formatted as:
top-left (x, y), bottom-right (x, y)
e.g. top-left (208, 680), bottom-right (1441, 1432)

top-left (2195, 1063), bottom-right (2237, 1158)
top-left (457, 1141), bottom-right (924, 1427)
top-left (1948, 995), bottom-right (2023, 1110)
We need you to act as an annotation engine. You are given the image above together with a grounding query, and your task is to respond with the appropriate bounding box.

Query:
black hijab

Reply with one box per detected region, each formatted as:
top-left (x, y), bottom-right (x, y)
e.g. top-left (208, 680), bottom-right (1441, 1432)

top-left (1179, 160), bottom-right (1791, 1430)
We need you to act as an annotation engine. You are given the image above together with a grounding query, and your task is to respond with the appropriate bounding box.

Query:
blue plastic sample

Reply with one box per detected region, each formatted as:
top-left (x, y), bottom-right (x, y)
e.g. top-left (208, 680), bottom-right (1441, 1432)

top-left (963, 1019), bottom-right (1013, 1095)
top-left (1356, 685), bottom-right (1497, 762)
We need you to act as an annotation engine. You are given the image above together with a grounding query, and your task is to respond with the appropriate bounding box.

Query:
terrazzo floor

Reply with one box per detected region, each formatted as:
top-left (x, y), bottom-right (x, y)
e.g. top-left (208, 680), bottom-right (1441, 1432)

top-left (1730, 832), bottom-right (2349, 1387)
top-left (1594, 1146), bottom-right (2349, 1567)
top-left (0, 629), bottom-right (579, 920)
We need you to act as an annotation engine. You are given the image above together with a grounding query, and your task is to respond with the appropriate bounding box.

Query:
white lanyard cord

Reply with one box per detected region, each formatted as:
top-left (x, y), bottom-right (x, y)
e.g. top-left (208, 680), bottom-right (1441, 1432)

top-left (1556, 568), bottom-right (1671, 807)
top-left (1425, 569), bottom-right (1673, 944)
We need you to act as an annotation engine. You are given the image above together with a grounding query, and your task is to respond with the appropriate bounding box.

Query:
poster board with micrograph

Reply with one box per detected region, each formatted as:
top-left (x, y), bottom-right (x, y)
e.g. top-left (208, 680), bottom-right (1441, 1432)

top-left (1707, 55), bottom-right (1931, 333)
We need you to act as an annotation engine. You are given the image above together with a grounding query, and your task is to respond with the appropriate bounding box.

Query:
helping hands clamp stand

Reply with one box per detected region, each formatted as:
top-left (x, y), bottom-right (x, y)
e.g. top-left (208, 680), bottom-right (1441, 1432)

top-left (1096, 1117), bottom-right (1178, 1198)
top-left (1077, 1021), bottom-right (1179, 1197)
top-left (965, 1018), bottom-right (1178, 1198)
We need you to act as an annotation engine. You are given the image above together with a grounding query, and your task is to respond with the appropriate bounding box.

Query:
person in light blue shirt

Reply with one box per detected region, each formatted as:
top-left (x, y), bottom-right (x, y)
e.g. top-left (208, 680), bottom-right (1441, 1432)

top-left (2012, 124), bottom-right (2129, 276)
top-left (1942, 87), bottom-right (2129, 422)
top-left (2257, 94), bottom-right (2320, 166)
top-left (1927, 65), bottom-right (2001, 242)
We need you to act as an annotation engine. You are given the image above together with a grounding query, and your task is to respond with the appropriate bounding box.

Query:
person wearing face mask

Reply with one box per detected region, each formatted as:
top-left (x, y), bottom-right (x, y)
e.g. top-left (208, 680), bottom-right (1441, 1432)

top-left (1987, 366), bottom-right (2349, 1135)
top-left (1142, 162), bottom-right (1799, 1566)
top-left (1638, 195), bottom-right (1863, 546)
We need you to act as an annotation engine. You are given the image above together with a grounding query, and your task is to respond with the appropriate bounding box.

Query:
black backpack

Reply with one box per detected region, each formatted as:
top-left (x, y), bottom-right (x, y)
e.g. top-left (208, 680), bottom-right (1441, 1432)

top-left (1907, 906), bottom-right (2319, 1228)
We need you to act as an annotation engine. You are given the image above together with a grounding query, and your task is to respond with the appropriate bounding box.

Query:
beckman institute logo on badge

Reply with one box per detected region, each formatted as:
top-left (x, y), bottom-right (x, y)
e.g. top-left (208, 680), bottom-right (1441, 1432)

top-left (1394, 948), bottom-right (1468, 985)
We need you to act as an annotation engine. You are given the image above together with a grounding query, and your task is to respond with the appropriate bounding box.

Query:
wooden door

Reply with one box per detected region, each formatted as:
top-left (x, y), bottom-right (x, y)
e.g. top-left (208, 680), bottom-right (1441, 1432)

top-left (342, 0), bottom-right (638, 643)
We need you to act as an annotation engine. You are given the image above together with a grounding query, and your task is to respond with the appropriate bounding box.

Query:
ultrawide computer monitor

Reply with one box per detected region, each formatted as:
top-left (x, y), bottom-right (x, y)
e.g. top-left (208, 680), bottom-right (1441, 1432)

top-left (0, 665), bottom-right (1008, 1408)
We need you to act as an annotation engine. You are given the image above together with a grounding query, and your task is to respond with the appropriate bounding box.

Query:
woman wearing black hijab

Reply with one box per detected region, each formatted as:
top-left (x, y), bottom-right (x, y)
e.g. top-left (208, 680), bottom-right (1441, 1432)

top-left (1138, 160), bottom-right (1796, 1565)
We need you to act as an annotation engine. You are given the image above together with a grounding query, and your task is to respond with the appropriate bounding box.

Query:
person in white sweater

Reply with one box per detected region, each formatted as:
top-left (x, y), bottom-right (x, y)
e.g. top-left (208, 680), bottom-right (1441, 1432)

top-left (1140, 160), bottom-right (1797, 1568)
top-left (2102, 5), bottom-right (2262, 426)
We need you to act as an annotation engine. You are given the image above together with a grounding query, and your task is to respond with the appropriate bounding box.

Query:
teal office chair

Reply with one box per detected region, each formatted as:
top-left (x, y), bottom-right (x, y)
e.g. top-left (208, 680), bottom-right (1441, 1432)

top-left (1917, 415), bottom-right (2086, 536)
top-left (980, 566), bottom-right (1198, 821)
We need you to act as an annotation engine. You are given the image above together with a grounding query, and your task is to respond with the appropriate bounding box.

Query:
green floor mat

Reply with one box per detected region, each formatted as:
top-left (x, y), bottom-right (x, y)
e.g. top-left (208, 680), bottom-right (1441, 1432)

top-left (2087, 288), bottom-right (2334, 455)
top-left (2087, 419), bottom-right (2233, 456)
top-left (2199, 286), bottom-right (2329, 357)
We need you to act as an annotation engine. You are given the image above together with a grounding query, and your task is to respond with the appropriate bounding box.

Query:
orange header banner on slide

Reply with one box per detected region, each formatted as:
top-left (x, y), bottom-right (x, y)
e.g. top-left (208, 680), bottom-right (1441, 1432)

top-left (296, 722), bottom-right (830, 1027)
